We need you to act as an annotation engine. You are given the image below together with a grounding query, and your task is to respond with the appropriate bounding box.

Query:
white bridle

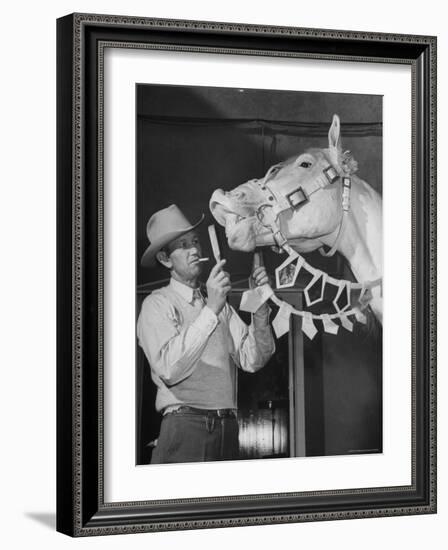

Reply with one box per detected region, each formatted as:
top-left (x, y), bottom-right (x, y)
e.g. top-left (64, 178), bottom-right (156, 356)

top-left (254, 158), bottom-right (351, 257)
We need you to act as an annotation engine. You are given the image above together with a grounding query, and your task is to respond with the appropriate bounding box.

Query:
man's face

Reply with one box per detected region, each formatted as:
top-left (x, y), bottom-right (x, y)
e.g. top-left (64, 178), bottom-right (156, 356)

top-left (159, 231), bottom-right (203, 283)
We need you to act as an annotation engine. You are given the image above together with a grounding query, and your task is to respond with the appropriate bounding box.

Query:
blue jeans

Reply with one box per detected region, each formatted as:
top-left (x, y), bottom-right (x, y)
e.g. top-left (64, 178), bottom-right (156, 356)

top-left (151, 408), bottom-right (239, 464)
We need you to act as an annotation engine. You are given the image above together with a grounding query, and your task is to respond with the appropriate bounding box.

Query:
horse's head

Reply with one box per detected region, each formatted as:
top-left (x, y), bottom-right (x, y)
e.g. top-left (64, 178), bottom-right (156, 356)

top-left (210, 115), bottom-right (358, 253)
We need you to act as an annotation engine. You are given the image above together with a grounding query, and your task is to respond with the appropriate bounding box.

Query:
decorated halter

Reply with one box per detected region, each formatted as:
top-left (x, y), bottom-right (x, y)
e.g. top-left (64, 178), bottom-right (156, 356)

top-left (254, 153), bottom-right (351, 256)
top-left (239, 154), bottom-right (382, 340)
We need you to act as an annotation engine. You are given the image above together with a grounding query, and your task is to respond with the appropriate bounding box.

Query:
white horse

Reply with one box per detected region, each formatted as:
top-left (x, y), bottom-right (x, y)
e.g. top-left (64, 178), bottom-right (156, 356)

top-left (210, 115), bottom-right (383, 322)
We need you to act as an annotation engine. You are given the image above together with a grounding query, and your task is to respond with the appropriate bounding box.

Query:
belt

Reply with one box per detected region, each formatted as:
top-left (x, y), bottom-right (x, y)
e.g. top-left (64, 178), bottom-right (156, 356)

top-left (166, 406), bottom-right (237, 418)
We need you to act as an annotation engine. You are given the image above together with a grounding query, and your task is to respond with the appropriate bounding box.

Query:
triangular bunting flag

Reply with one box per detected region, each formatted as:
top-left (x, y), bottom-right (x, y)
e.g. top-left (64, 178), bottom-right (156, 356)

top-left (301, 312), bottom-right (318, 340)
top-left (340, 314), bottom-right (354, 332)
top-left (333, 281), bottom-right (351, 313)
top-left (272, 302), bottom-right (293, 338)
top-left (359, 287), bottom-right (373, 308)
top-left (239, 284), bottom-right (274, 313)
top-left (275, 251), bottom-right (303, 289)
top-left (321, 314), bottom-right (339, 335)
top-left (304, 272), bottom-right (327, 307)
top-left (354, 308), bottom-right (367, 324)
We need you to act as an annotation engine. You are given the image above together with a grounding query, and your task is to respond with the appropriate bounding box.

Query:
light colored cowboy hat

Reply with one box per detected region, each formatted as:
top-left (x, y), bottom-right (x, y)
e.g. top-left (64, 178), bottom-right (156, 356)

top-left (141, 204), bottom-right (205, 267)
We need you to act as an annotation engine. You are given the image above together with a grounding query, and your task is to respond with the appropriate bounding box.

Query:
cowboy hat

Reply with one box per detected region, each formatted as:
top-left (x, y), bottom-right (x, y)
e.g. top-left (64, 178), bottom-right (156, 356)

top-left (141, 204), bottom-right (205, 268)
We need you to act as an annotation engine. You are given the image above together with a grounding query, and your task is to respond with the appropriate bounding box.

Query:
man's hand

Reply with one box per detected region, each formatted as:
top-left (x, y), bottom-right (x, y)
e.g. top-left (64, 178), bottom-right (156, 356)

top-left (250, 266), bottom-right (270, 289)
top-left (206, 259), bottom-right (231, 316)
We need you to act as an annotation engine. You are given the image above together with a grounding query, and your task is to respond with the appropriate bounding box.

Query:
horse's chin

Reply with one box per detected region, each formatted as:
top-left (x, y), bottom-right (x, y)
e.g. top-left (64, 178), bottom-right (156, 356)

top-left (286, 237), bottom-right (324, 253)
top-left (226, 218), bottom-right (257, 252)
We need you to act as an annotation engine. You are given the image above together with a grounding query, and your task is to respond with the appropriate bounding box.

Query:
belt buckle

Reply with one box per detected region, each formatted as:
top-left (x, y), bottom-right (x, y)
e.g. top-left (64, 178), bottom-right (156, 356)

top-left (216, 409), bottom-right (233, 418)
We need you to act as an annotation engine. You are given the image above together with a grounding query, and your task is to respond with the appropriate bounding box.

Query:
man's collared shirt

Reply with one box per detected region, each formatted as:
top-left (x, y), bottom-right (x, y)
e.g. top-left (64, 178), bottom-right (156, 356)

top-left (137, 277), bottom-right (275, 412)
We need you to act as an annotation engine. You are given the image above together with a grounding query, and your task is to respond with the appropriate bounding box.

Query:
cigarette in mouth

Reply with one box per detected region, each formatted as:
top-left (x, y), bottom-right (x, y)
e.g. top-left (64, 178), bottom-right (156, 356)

top-left (197, 257), bottom-right (209, 262)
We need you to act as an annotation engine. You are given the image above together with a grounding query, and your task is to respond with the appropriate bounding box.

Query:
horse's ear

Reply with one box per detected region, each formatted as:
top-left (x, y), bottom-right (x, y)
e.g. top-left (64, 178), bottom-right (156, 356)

top-left (328, 114), bottom-right (341, 150)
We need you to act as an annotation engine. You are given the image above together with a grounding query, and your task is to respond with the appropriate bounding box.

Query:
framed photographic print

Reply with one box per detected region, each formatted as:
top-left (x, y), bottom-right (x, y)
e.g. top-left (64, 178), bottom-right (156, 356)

top-left (57, 13), bottom-right (437, 536)
top-left (135, 84), bottom-right (383, 465)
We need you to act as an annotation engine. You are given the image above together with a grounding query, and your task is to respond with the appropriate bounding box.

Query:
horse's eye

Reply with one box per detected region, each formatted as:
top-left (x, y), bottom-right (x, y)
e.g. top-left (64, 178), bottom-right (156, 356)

top-left (300, 161), bottom-right (312, 168)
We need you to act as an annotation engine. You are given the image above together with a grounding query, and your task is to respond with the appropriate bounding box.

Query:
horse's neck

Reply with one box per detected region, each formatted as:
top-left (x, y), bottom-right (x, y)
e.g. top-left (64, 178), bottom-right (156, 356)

top-left (331, 176), bottom-right (382, 284)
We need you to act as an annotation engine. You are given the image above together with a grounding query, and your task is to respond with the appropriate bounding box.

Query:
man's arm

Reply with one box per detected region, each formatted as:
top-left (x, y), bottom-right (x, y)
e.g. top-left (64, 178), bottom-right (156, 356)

top-left (226, 302), bottom-right (275, 373)
top-left (137, 293), bottom-right (218, 386)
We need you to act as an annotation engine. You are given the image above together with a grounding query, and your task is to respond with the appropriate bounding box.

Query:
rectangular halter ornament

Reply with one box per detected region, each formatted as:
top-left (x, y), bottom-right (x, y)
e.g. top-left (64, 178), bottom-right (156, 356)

top-left (342, 177), bottom-right (351, 211)
top-left (323, 165), bottom-right (339, 185)
top-left (286, 186), bottom-right (309, 209)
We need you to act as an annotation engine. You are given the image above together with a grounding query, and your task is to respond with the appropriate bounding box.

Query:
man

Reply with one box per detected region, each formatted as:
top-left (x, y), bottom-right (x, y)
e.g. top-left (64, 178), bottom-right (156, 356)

top-left (137, 204), bottom-right (275, 464)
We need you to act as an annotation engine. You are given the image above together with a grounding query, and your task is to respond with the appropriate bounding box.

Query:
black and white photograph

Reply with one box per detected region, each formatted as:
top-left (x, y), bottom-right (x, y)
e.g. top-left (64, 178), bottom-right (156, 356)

top-left (135, 84), bottom-right (383, 465)
top-left (52, 8), bottom-right (437, 540)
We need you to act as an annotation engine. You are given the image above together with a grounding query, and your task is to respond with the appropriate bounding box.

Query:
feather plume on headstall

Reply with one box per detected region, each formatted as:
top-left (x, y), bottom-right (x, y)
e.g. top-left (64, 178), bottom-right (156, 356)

top-left (340, 149), bottom-right (358, 175)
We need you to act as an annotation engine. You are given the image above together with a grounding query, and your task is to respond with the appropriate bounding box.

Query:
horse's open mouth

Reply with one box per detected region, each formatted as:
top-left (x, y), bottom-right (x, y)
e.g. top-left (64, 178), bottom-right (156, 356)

top-left (210, 195), bottom-right (257, 251)
top-left (211, 203), bottom-right (246, 229)
top-left (210, 200), bottom-right (254, 231)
